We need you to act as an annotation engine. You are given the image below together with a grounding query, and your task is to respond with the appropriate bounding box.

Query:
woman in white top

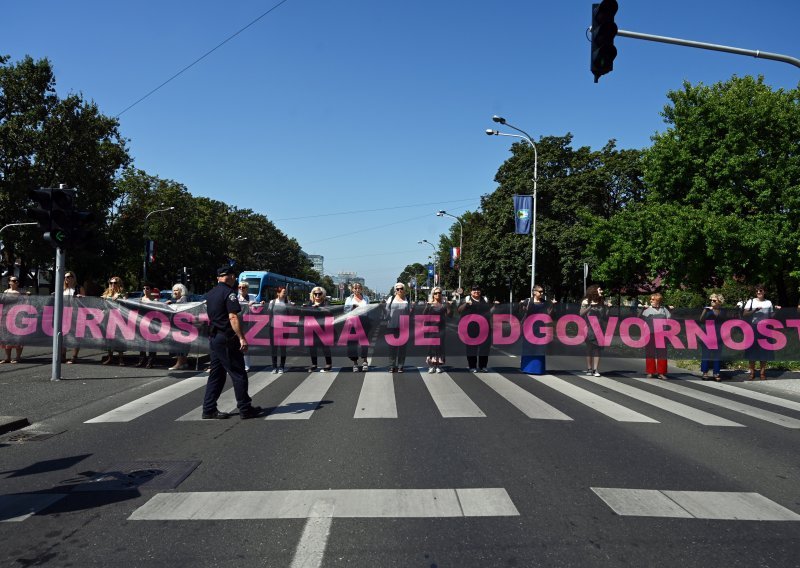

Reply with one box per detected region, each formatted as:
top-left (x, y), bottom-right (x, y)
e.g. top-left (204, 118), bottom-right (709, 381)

top-left (344, 283), bottom-right (371, 372)
top-left (268, 286), bottom-right (293, 374)
top-left (1, 276), bottom-right (23, 363)
top-left (167, 283), bottom-right (190, 370)
top-left (384, 283), bottom-right (413, 372)
top-left (743, 284), bottom-right (779, 380)
top-left (61, 271), bottom-right (83, 364)
top-left (101, 277), bottom-right (127, 365)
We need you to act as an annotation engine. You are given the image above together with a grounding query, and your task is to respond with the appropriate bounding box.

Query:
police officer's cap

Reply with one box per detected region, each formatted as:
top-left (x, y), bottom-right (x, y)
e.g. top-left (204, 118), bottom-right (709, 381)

top-left (217, 266), bottom-right (236, 277)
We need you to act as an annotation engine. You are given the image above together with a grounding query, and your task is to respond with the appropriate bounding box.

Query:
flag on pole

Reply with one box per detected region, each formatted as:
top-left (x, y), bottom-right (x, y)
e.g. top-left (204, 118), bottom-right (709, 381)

top-left (450, 246), bottom-right (460, 268)
top-left (513, 195), bottom-right (532, 234)
top-left (146, 240), bottom-right (157, 263)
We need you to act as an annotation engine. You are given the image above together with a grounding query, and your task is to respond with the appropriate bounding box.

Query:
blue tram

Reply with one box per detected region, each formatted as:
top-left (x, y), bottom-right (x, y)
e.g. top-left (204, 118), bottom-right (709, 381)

top-left (237, 271), bottom-right (316, 305)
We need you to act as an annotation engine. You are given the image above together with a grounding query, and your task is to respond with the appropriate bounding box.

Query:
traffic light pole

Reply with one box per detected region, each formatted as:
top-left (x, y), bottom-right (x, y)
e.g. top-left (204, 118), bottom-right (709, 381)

top-left (51, 247), bottom-right (65, 381)
top-left (617, 29), bottom-right (800, 69)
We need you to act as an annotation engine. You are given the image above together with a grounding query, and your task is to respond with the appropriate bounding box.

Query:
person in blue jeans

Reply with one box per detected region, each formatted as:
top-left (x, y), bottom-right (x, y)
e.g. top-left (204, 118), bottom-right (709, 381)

top-left (700, 293), bottom-right (726, 381)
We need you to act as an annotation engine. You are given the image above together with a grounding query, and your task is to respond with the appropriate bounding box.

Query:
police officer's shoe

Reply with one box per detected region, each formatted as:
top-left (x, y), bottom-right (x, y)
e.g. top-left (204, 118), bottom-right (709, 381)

top-left (239, 406), bottom-right (263, 420)
top-left (201, 410), bottom-right (231, 420)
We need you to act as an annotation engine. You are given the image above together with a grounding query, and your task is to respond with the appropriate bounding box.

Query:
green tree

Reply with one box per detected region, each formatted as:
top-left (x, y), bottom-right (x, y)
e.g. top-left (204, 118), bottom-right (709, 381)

top-left (0, 55), bottom-right (130, 288)
top-left (641, 75), bottom-right (800, 303)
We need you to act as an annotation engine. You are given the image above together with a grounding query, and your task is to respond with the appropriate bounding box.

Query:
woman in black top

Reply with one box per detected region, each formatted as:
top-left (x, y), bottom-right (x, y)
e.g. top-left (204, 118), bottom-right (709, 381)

top-left (457, 284), bottom-right (495, 372)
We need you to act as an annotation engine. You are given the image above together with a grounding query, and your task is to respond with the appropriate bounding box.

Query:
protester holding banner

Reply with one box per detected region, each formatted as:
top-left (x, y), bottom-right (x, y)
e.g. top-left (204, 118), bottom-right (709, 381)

top-left (167, 283), bottom-right (190, 370)
top-left (458, 284), bottom-right (496, 372)
top-left (518, 285), bottom-right (555, 374)
top-left (580, 285), bottom-right (610, 377)
top-left (306, 286), bottom-right (333, 372)
top-left (742, 285), bottom-right (779, 380)
top-left (62, 271), bottom-right (83, 364)
top-left (268, 286), bottom-right (293, 374)
top-left (1, 276), bottom-right (23, 364)
top-left (101, 276), bottom-right (127, 365)
top-left (699, 293), bottom-right (727, 381)
top-left (237, 282), bottom-right (255, 371)
top-left (641, 292), bottom-right (671, 380)
top-left (385, 283), bottom-right (413, 373)
top-left (344, 282), bottom-right (371, 372)
top-left (136, 283), bottom-right (158, 369)
top-left (423, 286), bottom-right (452, 373)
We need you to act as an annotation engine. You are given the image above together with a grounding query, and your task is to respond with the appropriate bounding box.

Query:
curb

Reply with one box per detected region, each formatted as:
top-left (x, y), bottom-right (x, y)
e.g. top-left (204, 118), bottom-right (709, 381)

top-left (0, 416), bottom-right (31, 435)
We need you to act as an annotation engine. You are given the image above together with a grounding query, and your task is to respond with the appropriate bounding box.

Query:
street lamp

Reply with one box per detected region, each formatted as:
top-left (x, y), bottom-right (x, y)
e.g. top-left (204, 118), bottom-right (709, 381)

top-left (418, 239), bottom-right (438, 289)
top-left (435, 210), bottom-right (463, 292)
top-left (143, 206), bottom-right (175, 283)
top-left (486, 115), bottom-right (538, 293)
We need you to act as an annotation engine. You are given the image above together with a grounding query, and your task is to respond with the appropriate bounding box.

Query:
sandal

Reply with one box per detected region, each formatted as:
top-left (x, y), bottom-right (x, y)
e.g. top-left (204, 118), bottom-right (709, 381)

top-left (657, 374), bottom-right (668, 380)
top-left (714, 375), bottom-right (721, 382)
top-left (0, 359), bottom-right (10, 364)
top-left (760, 370), bottom-right (767, 381)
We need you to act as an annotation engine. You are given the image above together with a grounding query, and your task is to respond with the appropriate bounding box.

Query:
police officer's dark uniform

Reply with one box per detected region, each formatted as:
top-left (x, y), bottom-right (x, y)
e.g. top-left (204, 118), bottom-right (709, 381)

top-left (202, 266), bottom-right (261, 419)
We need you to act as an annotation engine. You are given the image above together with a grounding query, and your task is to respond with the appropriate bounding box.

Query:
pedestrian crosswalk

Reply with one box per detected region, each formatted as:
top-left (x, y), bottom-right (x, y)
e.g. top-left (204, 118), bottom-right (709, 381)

top-left (83, 368), bottom-right (800, 430)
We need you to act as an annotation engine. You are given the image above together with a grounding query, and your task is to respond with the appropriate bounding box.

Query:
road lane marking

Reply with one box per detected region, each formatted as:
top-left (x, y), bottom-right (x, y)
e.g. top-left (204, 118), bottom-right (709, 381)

top-left (354, 372), bottom-right (397, 418)
top-left (266, 369), bottom-right (339, 420)
top-left (687, 379), bottom-right (800, 413)
top-left (474, 372), bottom-right (572, 420)
top-left (592, 488), bottom-right (800, 521)
top-left (535, 375), bottom-right (659, 423)
top-left (582, 376), bottom-right (743, 427)
top-left (421, 372), bottom-right (486, 418)
top-left (128, 488), bottom-right (520, 520)
top-left (85, 375), bottom-right (207, 423)
top-left (176, 371), bottom-right (282, 421)
top-left (290, 500), bottom-right (334, 568)
top-left (634, 378), bottom-right (800, 429)
top-left (0, 494), bottom-right (67, 522)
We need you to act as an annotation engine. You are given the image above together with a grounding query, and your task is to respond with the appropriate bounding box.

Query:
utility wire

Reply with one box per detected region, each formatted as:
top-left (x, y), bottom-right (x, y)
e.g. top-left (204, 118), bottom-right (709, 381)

top-left (115, 0), bottom-right (293, 117)
top-left (273, 197), bottom-right (479, 222)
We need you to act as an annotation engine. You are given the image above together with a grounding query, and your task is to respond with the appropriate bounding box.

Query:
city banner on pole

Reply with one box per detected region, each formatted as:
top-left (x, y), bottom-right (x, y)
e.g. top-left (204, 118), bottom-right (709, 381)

top-left (450, 247), bottom-right (460, 268)
top-left (513, 195), bottom-right (532, 234)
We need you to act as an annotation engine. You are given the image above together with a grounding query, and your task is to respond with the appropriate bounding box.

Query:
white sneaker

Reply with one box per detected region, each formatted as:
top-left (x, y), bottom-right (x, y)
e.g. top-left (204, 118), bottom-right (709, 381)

top-left (593, 370), bottom-right (601, 377)
top-left (585, 369), bottom-right (593, 376)
top-left (435, 367), bottom-right (443, 374)
top-left (278, 368), bottom-right (285, 374)
top-left (428, 367), bottom-right (435, 373)
top-left (245, 366), bottom-right (250, 372)
top-left (479, 368), bottom-right (489, 373)
top-left (353, 364), bottom-right (359, 372)
top-left (362, 363), bottom-right (369, 372)
top-left (271, 368), bottom-right (278, 374)
top-left (469, 368), bottom-right (477, 373)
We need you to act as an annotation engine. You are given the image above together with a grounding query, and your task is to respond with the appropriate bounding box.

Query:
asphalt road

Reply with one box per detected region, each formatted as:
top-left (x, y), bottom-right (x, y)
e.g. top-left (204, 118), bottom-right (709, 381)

top-left (1, 341), bottom-right (799, 567)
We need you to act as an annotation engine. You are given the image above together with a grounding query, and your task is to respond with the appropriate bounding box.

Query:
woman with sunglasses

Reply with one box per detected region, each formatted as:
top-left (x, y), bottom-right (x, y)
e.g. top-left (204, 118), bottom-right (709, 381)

top-left (384, 283), bottom-right (413, 372)
top-left (305, 287), bottom-right (332, 372)
top-left (61, 271), bottom-right (84, 364)
top-left (268, 286), bottom-right (293, 374)
top-left (344, 282), bottom-right (371, 372)
top-left (699, 293), bottom-right (727, 381)
top-left (742, 285), bottom-right (780, 380)
top-left (422, 286), bottom-right (452, 373)
top-left (457, 284), bottom-right (495, 372)
top-left (167, 283), bottom-right (190, 370)
top-left (101, 277), bottom-right (127, 365)
top-left (1, 277), bottom-right (24, 363)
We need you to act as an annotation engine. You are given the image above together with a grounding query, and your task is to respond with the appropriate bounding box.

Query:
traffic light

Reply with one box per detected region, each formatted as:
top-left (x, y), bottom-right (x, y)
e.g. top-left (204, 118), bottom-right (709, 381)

top-left (591, 0), bottom-right (618, 82)
top-left (49, 187), bottom-right (77, 247)
top-left (28, 188), bottom-right (53, 238)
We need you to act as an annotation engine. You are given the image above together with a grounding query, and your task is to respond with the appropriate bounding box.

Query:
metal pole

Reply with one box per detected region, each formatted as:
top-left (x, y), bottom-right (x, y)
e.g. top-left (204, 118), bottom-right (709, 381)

top-left (51, 247), bottom-right (65, 381)
top-left (617, 29), bottom-right (800, 69)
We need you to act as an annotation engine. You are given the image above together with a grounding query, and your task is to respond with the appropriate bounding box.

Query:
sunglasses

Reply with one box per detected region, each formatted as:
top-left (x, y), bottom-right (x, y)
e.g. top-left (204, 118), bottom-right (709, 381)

top-left (313, 292), bottom-right (324, 296)
top-left (238, 286), bottom-right (248, 289)
top-left (9, 279), bottom-right (18, 283)
top-left (109, 281), bottom-right (119, 284)
top-left (433, 291), bottom-right (442, 294)
top-left (396, 288), bottom-right (404, 291)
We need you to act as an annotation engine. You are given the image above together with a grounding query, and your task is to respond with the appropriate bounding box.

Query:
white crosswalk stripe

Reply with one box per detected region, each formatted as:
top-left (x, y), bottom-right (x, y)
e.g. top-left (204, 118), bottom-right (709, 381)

top-left (633, 378), bottom-right (800, 429)
top-left (354, 372), bottom-right (397, 418)
top-left (176, 370), bottom-right (282, 421)
top-left (579, 376), bottom-right (744, 427)
top-left (265, 368), bottom-right (339, 420)
top-left (81, 368), bottom-right (800, 430)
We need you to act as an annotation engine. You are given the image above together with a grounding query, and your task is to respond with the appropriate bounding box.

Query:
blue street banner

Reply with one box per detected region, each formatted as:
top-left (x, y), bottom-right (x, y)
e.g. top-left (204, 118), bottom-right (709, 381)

top-left (427, 264), bottom-right (434, 277)
top-left (513, 194), bottom-right (532, 234)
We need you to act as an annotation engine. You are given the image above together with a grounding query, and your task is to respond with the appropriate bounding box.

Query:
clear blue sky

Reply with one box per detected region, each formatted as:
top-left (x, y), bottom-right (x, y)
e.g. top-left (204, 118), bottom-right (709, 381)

top-left (4, 1), bottom-right (799, 293)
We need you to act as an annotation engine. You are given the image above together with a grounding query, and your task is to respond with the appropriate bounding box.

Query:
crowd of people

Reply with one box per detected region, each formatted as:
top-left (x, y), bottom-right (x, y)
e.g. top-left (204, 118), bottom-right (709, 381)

top-left (0, 271), bottom-right (786, 382)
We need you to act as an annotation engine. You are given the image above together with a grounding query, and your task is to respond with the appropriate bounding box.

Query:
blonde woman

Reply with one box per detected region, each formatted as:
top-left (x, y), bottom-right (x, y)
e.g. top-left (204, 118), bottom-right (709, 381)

top-left (1, 276), bottom-right (23, 363)
top-left (384, 283), bottom-right (413, 372)
top-left (422, 286), bottom-right (452, 373)
top-left (700, 293), bottom-right (726, 381)
top-left (305, 286), bottom-right (332, 372)
top-left (167, 283), bottom-right (190, 370)
top-left (62, 271), bottom-right (83, 364)
top-left (641, 292), bottom-right (671, 379)
top-left (344, 282), bottom-right (371, 372)
top-left (101, 276), bottom-right (127, 365)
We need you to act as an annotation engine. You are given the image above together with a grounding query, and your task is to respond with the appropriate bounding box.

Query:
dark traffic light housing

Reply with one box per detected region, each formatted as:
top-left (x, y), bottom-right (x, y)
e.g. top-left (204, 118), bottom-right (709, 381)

top-left (27, 187), bottom-right (95, 249)
top-left (591, 0), bottom-right (618, 82)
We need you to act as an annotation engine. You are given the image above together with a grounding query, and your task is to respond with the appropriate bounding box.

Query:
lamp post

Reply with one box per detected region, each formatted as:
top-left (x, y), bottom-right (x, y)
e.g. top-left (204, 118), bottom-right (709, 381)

top-left (486, 115), bottom-right (538, 293)
top-left (143, 206), bottom-right (174, 284)
top-left (418, 239), bottom-right (437, 289)
top-left (435, 210), bottom-right (463, 292)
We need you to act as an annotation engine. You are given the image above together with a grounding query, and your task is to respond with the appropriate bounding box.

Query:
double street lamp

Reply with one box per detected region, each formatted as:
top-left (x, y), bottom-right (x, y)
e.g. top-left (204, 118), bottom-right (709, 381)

top-left (435, 210), bottom-right (463, 292)
top-left (486, 115), bottom-right (538, 294)
top-left (143, 206), bottom-right (175, 283)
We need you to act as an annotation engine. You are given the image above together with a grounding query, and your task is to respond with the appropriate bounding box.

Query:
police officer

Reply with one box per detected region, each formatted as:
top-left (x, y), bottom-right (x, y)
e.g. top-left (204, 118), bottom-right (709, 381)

top-left (201, 266), bottom-right (262, 419)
